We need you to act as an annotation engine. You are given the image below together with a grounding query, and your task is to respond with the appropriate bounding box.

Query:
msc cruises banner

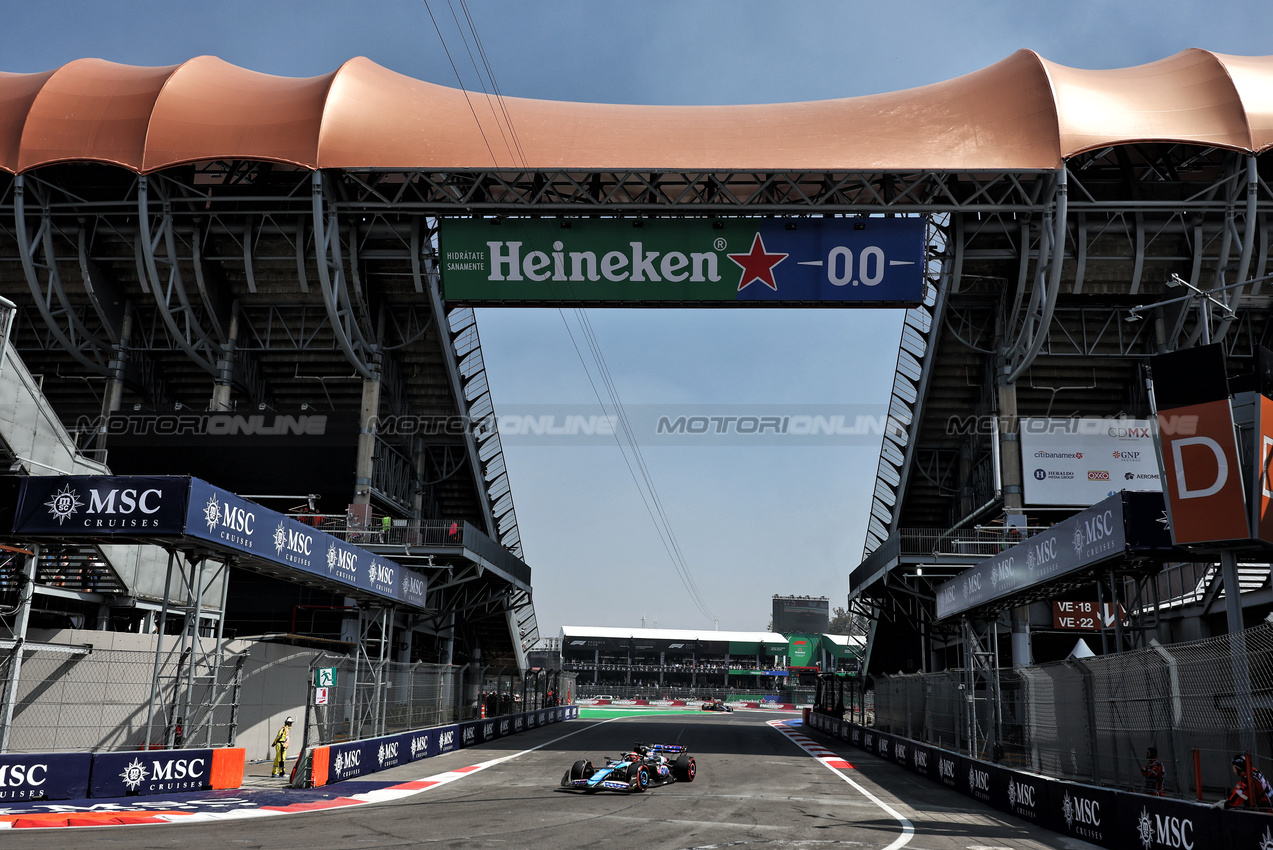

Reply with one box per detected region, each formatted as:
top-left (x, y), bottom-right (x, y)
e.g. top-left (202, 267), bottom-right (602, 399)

top-left (13, 476), bottom-right (426, 610)
top-left (440, 217), bottom-right (925, 305)
top-left (13, 475), bottom-right (189, 535)
top-left (934, 491), bottom-right (1174, 620)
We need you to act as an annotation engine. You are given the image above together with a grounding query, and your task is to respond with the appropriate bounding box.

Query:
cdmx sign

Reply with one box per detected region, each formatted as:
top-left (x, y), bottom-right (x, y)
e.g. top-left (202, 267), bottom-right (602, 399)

top-left (440, 217), bottom-right (924, 305)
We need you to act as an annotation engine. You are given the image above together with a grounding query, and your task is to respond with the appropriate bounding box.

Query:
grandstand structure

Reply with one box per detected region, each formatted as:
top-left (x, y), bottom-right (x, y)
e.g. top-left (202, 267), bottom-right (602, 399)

top-left (559, 626), bottom-right (862, 694)
top-left (1, 47), bottom-right (1272, 692)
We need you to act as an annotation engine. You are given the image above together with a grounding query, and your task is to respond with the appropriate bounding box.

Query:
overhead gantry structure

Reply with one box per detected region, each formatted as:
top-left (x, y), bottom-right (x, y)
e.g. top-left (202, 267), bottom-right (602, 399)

top-left (2, 49), bottom-right (1273, 672)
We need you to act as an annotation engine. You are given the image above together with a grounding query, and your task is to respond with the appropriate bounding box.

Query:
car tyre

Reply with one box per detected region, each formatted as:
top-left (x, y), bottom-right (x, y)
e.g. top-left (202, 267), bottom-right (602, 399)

top-left (570, 759), bottom-right (593, 781)
top-left (674, 754), bottom-right (696, 782)
top-left (629, 764), bottom-right (649, 792)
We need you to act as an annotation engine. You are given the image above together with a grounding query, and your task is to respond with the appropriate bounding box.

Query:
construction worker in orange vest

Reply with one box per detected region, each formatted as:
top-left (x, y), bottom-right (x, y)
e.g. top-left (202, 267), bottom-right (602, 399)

top-left (272, 717), bottom-right (293, 777)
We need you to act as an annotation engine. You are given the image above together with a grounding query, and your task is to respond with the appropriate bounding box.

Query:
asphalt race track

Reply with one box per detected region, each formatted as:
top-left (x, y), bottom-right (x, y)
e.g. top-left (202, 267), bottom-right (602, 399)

top-left (3, 713), bottom-right (1097, 849)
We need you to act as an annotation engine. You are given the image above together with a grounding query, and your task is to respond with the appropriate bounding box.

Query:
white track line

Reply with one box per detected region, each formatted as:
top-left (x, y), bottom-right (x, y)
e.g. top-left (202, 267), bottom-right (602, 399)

top-left (768, 719), bottom-right (914, 850)
top-left (4, 718), bottom-right (626, 829)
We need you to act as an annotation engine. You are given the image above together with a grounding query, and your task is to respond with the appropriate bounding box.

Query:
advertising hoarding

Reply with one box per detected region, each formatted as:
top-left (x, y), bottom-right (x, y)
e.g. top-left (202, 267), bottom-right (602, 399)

top-left (441, 217), bottom-right (924, 305)
top-left (13, 475), bottom-right (190, 535)
top-left (13, 476), bottom-right (427, 610)
top-left (1019, 419), bottom-right (1161, 507)
top-left (787, 634), bottom-right (819, 666)
top-left (1156, 400), bottom-right (1248, 544)
top-left (935, 491), bottom-right (1175, 620)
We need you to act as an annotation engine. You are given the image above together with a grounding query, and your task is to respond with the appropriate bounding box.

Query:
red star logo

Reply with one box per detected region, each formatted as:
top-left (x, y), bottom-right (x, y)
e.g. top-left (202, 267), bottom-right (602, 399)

top-left (728, 233), bottom-right (788, 292)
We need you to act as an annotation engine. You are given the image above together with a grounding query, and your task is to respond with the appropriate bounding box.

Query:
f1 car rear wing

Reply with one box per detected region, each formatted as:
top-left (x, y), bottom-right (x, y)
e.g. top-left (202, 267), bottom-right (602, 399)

top-left (637, 743), bottom-right (687, 755)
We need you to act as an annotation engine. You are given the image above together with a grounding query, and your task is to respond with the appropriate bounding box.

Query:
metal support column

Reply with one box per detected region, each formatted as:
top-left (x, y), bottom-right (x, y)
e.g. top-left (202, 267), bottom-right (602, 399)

top-left (354, 369), bottom-right (382, 507)
top-left (144, 549), bottom-right (176, 749)
top-left (0, 545), bottom-right (38, 753)
top-left (1221, 549), bottom-right (1258, 754)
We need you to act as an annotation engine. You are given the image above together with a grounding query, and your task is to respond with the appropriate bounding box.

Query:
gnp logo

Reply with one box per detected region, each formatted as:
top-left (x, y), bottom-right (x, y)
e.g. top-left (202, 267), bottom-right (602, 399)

top-left (462, 726), bottom-right (476, 746)
top-left (1136, 806), bottom-right (1194, 850)
top-left (1113, 450), bottom-right (1143, 460)
top-left (1088, 470), bottom-right (1110, 481)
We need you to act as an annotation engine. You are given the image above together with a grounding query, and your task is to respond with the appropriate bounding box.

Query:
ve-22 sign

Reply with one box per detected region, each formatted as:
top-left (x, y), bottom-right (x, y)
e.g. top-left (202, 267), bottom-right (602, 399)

top-left (440, 217), bottom-right (924, 306)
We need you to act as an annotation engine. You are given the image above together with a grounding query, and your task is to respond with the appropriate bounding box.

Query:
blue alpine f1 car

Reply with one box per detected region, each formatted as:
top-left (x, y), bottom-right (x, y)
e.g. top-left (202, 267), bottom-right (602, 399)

top-left (559, 743), bottom-right (697, 792)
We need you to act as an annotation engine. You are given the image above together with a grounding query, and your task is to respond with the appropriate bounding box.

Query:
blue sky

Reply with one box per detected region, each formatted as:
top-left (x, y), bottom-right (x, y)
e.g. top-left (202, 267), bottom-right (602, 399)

top-left (8, 0), bottom-right (1273, 636)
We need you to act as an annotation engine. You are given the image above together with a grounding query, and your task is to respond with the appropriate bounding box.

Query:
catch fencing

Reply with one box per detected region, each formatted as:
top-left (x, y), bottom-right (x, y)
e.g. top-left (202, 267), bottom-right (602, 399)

top-left (0, 643), bottom-right (245, 753)
top-left (869, 619), bottom-right (1273, 798)
top-left (299, 652), bottom-right (576, 749)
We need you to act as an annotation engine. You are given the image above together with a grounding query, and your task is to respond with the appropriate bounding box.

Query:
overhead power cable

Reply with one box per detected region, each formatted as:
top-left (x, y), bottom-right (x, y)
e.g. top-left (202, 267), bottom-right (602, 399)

top-left (424, 3), bottom-right (715, 624)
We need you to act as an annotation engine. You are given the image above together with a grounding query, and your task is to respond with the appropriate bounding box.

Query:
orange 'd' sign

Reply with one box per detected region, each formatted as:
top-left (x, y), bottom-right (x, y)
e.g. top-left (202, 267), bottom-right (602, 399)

top-left (1254, 395), bottom-right (1273, 544)
top-left (1157, 398), bottom-right (1248, 545)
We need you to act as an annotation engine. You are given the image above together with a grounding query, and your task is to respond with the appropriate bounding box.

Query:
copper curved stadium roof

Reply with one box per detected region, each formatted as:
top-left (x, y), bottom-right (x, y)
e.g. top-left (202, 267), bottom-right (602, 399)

top-left (2, 48), bottom-right (1272, 175)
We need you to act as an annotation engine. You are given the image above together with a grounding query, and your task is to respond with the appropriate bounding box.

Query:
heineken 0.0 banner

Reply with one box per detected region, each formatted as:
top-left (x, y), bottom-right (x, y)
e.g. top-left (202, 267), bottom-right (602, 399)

top-left (441, 217), bottom-right (924, 305)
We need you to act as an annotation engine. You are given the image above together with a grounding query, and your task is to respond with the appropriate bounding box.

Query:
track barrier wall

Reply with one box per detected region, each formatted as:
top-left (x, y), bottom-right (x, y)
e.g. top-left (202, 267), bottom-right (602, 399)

top-left (0, 747), bottom-right (245, 802)
top-left (576, 698), bottom-right (797, 710)
top-left (805, 712), bottom-right (1273, 849)
top-left (304, 705), bottom-right (579, 787)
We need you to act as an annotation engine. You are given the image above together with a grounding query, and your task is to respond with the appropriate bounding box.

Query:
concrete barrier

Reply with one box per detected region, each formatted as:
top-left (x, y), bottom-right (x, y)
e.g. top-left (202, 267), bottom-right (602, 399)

top-left (803, 713), bottom-right (1265, 850)
top-left (304, 705), bottom-right (579, 787)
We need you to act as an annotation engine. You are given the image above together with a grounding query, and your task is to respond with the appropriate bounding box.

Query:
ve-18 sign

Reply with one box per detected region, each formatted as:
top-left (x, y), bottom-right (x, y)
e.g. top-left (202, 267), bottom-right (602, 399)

top-left (440, 217), bottom-right (924, 305)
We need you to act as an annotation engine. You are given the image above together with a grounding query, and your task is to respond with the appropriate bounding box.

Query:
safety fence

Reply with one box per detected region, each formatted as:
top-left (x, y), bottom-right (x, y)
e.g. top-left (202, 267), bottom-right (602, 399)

top-left (0, 643), bottom-right (245, 753)
top-left (298, 652), bottom-right (575, 750)
top-left (868, 619), bottom-right (1273, 799)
